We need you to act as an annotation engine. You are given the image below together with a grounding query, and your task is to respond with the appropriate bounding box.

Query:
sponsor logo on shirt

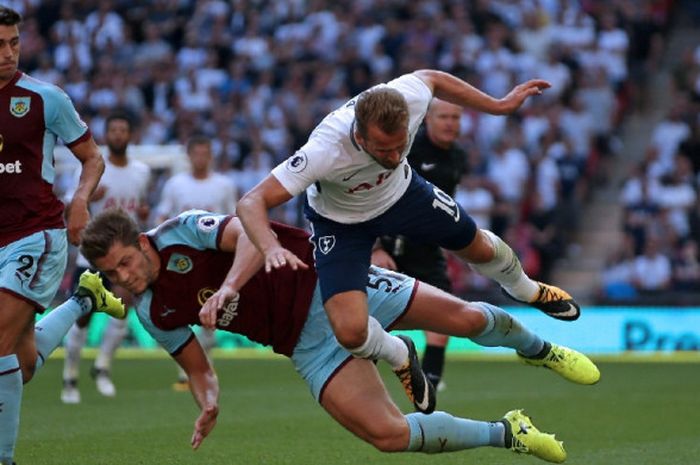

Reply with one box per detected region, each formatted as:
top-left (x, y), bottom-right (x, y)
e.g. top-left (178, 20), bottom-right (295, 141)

top-left (198, 287), bottom-right (241, 327)
top-left (286, 151), bottom-right (307, 173)
top-left (166, 253), bottom-right (193, 274)
top-left (0, 160), bottom-right (22, 174)
top-left (9, 97), bottom-right (30, 118)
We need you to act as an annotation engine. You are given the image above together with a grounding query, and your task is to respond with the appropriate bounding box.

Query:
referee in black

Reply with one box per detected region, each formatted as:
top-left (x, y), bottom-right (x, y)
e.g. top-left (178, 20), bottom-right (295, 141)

top-left (371, 98), bottom-right (468, 390)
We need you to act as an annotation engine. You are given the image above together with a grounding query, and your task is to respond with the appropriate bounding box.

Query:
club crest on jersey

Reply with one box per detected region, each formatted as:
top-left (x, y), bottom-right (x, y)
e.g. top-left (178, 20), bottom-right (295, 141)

top-left (10, 97), bottom-right (30, 118)
top-left (318, 235), bottom-right (336, 255)
top-left (286, 151), bottom-right (307, 173)
top-left (167, 253), bottom-right (193, 274)
top-left (196, 215), bottom-right (220, 232)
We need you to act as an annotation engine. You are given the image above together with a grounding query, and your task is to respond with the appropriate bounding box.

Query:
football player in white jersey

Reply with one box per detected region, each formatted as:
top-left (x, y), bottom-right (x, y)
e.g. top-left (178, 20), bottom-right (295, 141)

top-left (61, 112), bottom-right (151, 404)
top-left (154, 135), bottom-right (237, 390)
top-left (237, 70), bottom-right (581, 414)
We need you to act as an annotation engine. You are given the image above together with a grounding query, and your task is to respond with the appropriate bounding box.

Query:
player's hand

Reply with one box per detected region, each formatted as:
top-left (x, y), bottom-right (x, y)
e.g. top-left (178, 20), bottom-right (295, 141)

top-left (199, 287), bottom-right (239, 329)
top-left (371, 248), bottom-right (397, 270)
top-left (65, 199), bottom-right (90, 245)
top-left (263, 245), bottom-right (309, 273)
top-left (499, 79), bottom-right (551, 113)
top-left (191, 404), bottom-right (219, 449)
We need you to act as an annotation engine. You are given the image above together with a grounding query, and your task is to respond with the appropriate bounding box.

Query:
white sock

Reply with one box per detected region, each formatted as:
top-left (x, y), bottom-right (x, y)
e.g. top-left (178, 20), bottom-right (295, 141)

top-left (95, 318), bottom-right (127, 370)
top-left (63, 324), bottom-right (87, 381)
top-left (469, 230), bottom-right (539, 301)
top-left (347, 316), bottom-right (408, 370)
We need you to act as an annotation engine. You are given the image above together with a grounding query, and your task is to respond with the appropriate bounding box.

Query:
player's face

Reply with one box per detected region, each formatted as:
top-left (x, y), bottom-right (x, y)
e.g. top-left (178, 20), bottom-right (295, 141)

top-left (105, 119), bottom-right (131, 156)
top-left (425, 100), bottom-right (461, 149)
top-left (188, 143), bottom-right (212, 175)
top-left (93, 239), bottom-right (157, 295)
top-left (356, 124), bottom-right (408, 170)
top-left (0, 25), bottom-right (20, 85)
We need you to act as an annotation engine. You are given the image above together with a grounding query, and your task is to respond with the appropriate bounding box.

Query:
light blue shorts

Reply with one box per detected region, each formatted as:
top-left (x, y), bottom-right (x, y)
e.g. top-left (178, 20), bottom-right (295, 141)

top-left (0, 229), bottom-right (68, 311)
top-left (291, 265), bottom-right (418, 402)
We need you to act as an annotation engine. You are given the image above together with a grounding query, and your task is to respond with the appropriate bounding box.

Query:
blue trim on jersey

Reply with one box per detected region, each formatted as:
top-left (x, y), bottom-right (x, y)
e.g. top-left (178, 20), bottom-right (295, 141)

top-left (150, 210), bottom-right (231, 251)
top-left (135, 290), bottom-right (194, 354)
top-left (15, 74), bottom-right (89, 184)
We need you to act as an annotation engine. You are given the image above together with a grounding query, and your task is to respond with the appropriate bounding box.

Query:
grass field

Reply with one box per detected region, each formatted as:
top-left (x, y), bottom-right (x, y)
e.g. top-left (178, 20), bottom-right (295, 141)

top-left (16, 355), bottom-right (700, 465)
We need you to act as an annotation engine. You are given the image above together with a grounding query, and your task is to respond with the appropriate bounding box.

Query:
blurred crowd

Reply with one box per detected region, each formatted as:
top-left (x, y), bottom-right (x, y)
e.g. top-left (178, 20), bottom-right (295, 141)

top-left (9, 0), bottom-right (689, 302)
top-left (601, 36), bottom-right (700, 305)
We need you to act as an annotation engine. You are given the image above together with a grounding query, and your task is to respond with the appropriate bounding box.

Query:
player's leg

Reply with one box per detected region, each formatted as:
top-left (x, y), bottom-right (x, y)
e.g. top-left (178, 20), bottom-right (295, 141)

top-left (455, 229), bottom-right (580, 321)
top-left (0, 294), bottom-right (33, 464)
top-left (396, 283), bottom-right (600, 385)
top-left (391, 173), bottom-right (579, 321)
top-left (422, 331), bottom-right (448, 390)
top-left (308, 217), bottom-right (434, 413)
top-left (320, 358), bottom-right (566, 462)
top-left (0, 229), bottom-right (69, 464)
top-left (92, 283), bottom-right (131, 397)
top-left (37, 272), bottom-right (125, 373)
top-left (61, 266), bottom-right (91, 404)
top-left (91, 317), bottom-right (126, 397)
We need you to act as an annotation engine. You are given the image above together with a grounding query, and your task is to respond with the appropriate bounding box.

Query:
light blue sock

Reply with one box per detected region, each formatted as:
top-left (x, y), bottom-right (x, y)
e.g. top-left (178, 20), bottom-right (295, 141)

top-left (34, 296), bottom-right (90, 371)
top-left (0, 354), bottom-right (22, 463)
top-left (469, 302), bottom-right (544, 357)
top-left (405, 411), bottom-right (504, 453)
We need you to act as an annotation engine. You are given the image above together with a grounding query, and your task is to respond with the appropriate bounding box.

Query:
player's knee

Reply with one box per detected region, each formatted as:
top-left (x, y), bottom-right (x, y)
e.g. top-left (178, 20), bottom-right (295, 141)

top-left (449, 303), bottom-right (488, 338)
top-left (336, 325), bottom-right (368, 350)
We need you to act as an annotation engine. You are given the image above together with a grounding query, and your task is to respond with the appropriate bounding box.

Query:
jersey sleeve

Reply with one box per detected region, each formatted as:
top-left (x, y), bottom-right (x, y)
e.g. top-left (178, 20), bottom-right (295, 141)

top-left (270, 137), bottom-right (338, 196)
top-left (135, 291), bottom-right (194, 355)
top-left (152, 210), bottom-right (231, 251)
top-left (43, 85), bottom-right (90, 146)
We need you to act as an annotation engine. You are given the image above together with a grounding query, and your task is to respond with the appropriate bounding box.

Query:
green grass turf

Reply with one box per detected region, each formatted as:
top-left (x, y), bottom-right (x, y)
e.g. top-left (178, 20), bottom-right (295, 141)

top-left (16, 357), bottom-right (700, 465)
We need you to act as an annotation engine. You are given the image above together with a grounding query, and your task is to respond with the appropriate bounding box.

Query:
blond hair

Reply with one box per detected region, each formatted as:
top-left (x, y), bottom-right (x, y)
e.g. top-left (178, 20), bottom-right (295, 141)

top-left (355, 87), bottom-right (409, 138)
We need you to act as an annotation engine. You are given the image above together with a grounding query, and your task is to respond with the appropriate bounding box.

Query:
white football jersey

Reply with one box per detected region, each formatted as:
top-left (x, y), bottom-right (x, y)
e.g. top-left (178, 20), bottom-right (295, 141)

top-left (71, 155), bottom-right (151, 267)
top-left (156, 172), bottom-right (236, 218)
top-left (91, 159), bottom-right (151, 218)
top-left (271, 73), bottom-right (433, 224)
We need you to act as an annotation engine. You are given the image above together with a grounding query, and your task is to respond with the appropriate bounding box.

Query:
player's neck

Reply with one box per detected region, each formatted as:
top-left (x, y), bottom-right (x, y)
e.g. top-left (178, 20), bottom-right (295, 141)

top-left (108, 153), bottom-right (128, 167)
top-left (191, 170), bottom-right (210, 180)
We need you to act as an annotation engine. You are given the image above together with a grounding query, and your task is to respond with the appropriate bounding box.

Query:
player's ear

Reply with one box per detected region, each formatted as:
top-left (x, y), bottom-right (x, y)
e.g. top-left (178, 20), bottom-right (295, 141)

top-left (137, 233), bottom-right (150, 251)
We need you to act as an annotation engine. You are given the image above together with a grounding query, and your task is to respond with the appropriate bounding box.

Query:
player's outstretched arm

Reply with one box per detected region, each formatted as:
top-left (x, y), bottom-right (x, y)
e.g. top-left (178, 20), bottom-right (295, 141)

top-left (173, 338), bottom-right (219, 449)
top-left (66, 137), bottom-right (105, 244)
top-left (237, 174), bottom-right (307, 272)
top-left (413, 69), bottom-right (550, 116)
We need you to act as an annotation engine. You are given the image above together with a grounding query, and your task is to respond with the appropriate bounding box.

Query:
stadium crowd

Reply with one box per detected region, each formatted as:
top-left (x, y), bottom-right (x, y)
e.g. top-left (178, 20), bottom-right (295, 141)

top-left (7, 0), bottom-right (686, 303)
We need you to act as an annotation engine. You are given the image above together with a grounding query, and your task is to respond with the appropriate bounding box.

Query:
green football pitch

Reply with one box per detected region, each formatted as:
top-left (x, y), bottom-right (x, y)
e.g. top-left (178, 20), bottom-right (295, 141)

top-left (16, 355), bottom-right (699, 465)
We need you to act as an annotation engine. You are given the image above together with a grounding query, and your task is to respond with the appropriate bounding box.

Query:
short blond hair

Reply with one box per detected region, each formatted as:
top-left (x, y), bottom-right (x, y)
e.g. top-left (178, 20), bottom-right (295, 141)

top-left (355, 87), bottom-right (409, 138)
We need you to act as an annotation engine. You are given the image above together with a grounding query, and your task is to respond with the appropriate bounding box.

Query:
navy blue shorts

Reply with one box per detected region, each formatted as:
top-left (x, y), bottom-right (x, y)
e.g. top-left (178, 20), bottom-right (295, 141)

top-left (305, 171), bottom-right (477, 302)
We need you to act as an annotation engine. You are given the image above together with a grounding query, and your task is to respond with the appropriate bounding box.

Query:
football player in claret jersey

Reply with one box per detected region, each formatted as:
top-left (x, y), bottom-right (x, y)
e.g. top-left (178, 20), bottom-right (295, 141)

top-left (0, 6), bottom-right (107, 464)
top-left (237, 69), bottom-right (581, 414)
top-left (60, 112), bottom-right (151, 404)
top-left (79, 208), bottom-right (599, 463)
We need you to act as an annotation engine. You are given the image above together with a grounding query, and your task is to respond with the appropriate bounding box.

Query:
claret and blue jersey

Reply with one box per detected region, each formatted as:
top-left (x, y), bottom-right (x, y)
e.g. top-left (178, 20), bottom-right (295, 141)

top-left (0, 71), bottom-right (91, 246)
top-left (135, 211), bottom-right (318, 357)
